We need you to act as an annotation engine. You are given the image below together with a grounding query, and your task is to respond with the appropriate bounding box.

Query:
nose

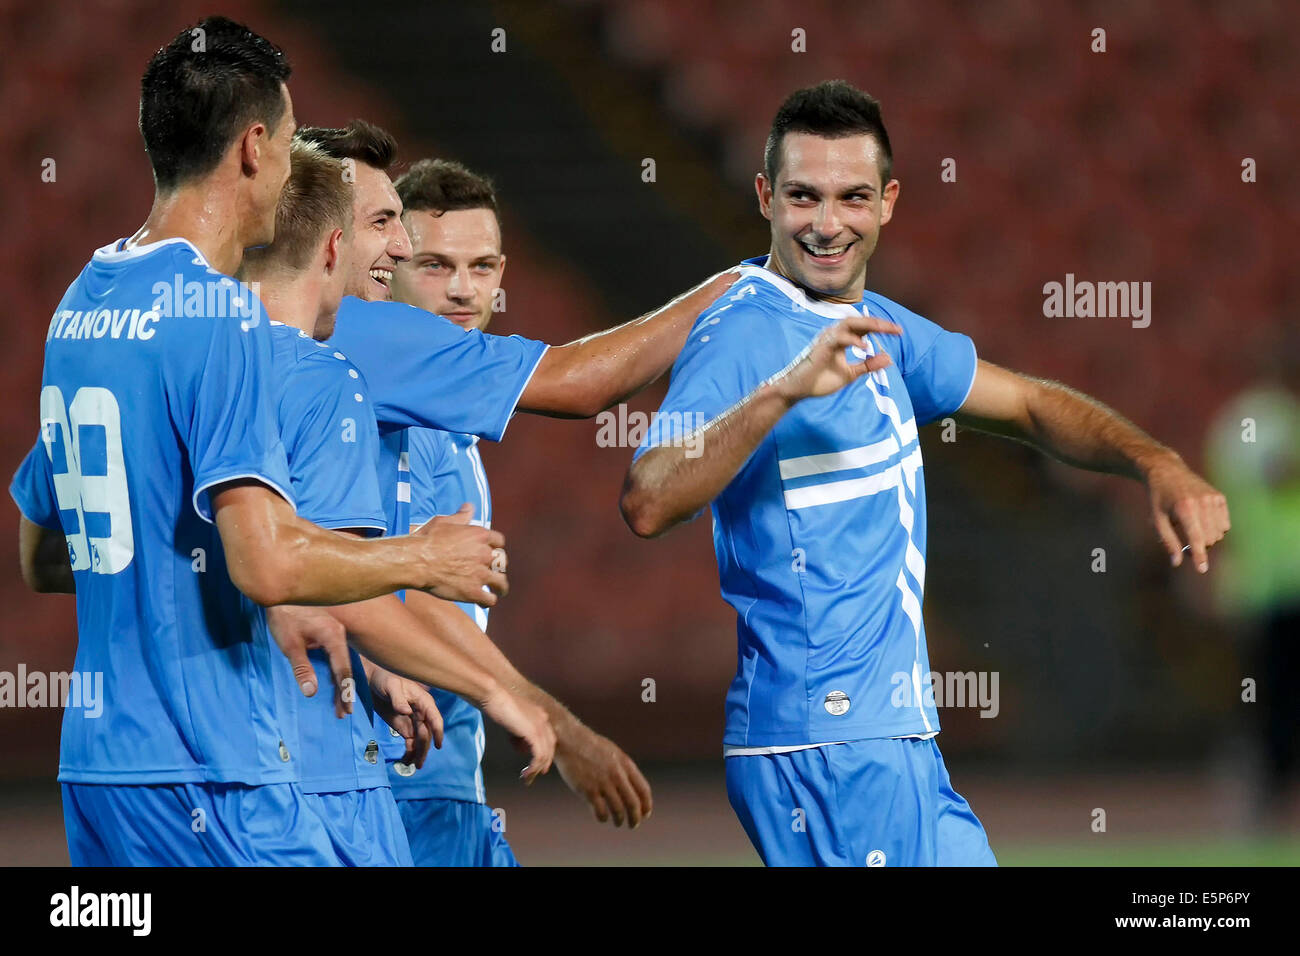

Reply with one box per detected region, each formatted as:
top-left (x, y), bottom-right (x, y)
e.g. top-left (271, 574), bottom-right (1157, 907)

top-left (812, 201), bottom-right (843, 240)
top-left (447, 266), bottom-right (472, 300)
top-left (389, 220), bottom-right (412, 262)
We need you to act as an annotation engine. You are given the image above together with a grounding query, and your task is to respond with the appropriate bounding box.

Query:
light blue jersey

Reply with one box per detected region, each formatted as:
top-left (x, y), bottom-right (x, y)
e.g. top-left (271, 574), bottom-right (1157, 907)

top-left (388, 427), bottom-right (490, 804)
top-left (634, 258), bottom-right (978, 750)
top-left (9, 238), bottom-right (299, 785)
top-left (325, 295), bottom-right (546, 764)
top-left (269, 321), bottom-right (392, 795)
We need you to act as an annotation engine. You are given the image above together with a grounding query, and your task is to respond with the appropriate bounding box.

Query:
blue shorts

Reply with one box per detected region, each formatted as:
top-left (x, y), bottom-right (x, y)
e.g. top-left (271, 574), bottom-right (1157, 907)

top-left (396, 797), bottom-right (519, 867)
top-left (62, 781), bottom-right (343, 866)
top-left (302, 788), bottom-right (413, 866)
top-left (725, 737), bottom-right (996, 867)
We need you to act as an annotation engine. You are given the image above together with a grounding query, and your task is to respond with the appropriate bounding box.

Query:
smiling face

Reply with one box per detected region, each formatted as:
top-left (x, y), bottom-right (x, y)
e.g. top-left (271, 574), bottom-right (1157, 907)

top-left (756, 132), bottom-right (899, 304)
top-left (391, 207), bottom-right (505, 331)
top-left (343, 161), bottom-right (411, 301)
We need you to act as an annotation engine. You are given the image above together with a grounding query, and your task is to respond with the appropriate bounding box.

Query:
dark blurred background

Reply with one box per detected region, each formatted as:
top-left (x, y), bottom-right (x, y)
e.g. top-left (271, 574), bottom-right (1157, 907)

top-left (1, 0), bottom-right (1297, 865)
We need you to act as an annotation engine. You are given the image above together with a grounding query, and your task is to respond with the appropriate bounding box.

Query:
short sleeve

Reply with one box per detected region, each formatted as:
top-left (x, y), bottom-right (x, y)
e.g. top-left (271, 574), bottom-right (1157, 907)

top-left (633, 297), bottom-right (777, 462)
top-left (9, 438), bottom-right (61, 530)
top-left (871, 296), bottom-right (978, 427)
top-left (279, 358), bottom-right (387, 535)
top-left (328, 298), bottom-right (548, 441)
top-left (184, 314), bottom-right (295, 522)
top-left (406, 428), bottom-right (450, 529)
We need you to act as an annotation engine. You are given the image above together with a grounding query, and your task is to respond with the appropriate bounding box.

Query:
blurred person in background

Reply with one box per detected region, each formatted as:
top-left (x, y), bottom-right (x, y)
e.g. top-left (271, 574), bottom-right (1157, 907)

top-left (1206, 342), bottom-right (1300, 828)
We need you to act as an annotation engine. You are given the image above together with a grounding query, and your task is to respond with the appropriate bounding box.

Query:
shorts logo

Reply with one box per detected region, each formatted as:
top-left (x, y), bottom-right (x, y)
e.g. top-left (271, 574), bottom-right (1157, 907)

top-left (824, 690), bottom-right (851, 716)
top-left (867, 850), bottom-right (887, 867)
top-left (393, 762), bottom-right (416, 777)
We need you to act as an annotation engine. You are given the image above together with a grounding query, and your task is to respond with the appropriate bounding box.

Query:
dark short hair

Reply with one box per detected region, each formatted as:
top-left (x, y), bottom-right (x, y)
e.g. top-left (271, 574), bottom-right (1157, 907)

top-left (139, 16), bottom-right (291, 190)
top-left (240, 142), bottom-right (352, 273)
top-left (394, 159), bottom-right (501, 233)
top-left (764, 80), bottom-right (893, 185)
top-left (295, 120), bottom-right (397, 171)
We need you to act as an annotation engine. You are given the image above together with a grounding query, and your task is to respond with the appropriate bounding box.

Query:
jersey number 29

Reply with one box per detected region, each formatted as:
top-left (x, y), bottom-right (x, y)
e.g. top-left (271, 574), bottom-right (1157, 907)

top-left (39, 385), bottom-right (135, 574)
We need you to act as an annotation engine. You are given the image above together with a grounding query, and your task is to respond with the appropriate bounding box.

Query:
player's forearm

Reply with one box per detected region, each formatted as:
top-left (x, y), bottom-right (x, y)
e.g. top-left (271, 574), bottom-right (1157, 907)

top-left (329, 594), bottom-right (501, 706)
top-left (621, 382), bottom-right (794, 537)
top-left (402, 590), bottom-right (582, 736)
top-left (518, 273), bottom-right (734, 418)
top-left (1019, 379), bottom-right (1181, 480)
top-left (215, 483), bottom-right (492, 606)
top-left (241, 517), bottom-right (436, 605)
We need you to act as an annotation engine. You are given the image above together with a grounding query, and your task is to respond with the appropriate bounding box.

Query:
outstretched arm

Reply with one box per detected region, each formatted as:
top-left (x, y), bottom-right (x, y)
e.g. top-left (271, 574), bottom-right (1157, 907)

top-left (953, 359), bottom-right (1230, 572)
top-left (518, 271), bottom-right (737, 418)
top-left (212, 483), bottom-right (507, 606)
top-left (404, 588), bottom-right (653, 827)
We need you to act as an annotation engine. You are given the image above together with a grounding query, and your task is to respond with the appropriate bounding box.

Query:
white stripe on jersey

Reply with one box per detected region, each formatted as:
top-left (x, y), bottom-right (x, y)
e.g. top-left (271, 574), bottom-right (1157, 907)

top-left (778, 435), bottom-right (899, 480)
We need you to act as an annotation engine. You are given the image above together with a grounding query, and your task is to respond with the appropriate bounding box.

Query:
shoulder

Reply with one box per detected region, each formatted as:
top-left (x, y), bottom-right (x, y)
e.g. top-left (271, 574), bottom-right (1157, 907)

top-left (685, 273), bottom-right (789, 347)
top-left (278, 334), bottom-right (371, 406)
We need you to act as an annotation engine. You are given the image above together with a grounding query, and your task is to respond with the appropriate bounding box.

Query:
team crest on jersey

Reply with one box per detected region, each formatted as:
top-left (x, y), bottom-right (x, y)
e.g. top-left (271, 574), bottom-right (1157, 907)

top-left (866, 850), bottom-right (887, 867)
top-left (393, 761), bottom-right (415, 777)
top-left (824, 690), bottom-right (851, 716)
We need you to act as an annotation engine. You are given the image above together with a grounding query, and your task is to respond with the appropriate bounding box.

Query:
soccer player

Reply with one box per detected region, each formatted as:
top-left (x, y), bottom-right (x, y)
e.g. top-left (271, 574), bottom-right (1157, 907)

top-left (619, 81), bottom-right (1231, 867)
top-left (237, 141), bottom-right (556, 864)
top-left (385, 158), bottom-right (653, 865)
top-left (268, 119), bottom-right (730, 837)
top-left (9, 18), bottom-right (507, 866)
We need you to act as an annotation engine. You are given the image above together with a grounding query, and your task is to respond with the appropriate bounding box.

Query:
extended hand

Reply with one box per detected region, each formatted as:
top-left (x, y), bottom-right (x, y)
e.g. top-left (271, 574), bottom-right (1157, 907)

top-left (266, 605), bottom-right (354, 717)
top-left (368, 666), bottom-right (444, 768)
top-left (555, 723), bottom-right (653, 828)
top-left (771, 313), bottom-right (902, 402)
top-left (1145, 454), bottom-right (1230, 573)
top-left (481, 690), bottom-right (556, 785)
top-left (413, 504), bottom-right (508, 606)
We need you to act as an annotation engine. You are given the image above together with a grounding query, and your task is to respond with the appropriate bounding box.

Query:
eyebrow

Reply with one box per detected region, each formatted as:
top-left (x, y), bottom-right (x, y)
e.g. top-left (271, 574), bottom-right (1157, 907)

top-left (413, 252), bottom-right (501, 262)
top-left (783, 180), bottom-right (877, 195)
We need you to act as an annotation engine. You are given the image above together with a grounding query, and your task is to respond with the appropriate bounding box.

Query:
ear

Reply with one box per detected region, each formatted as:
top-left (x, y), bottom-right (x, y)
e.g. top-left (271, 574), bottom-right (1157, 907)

top-left (755, 172), bottom-right (774, 221)
top-left (879, 178), bottom-right (900, 227)
top-left (239, 122), bottom-right (268, 177)
top-left (324, 228), bottom-right (344, 273)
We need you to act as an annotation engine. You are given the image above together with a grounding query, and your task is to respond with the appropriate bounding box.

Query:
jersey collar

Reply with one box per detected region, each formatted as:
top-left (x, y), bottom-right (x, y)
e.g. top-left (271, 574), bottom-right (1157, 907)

top-left (738, 255), bottom-right (869, 320)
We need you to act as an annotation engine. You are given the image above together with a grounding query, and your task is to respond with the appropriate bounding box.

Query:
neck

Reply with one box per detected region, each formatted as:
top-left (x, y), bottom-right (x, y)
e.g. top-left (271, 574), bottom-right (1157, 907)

top-left (764, 245), bottom-right (865, 305)
top-left (127, 175), bottom-right (250, 276)
top-left (248, 269), bottom-right (325, 337)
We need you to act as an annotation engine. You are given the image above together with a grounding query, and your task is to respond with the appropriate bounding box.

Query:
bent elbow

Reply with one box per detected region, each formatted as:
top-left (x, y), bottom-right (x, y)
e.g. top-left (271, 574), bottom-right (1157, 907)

top-left (619, 484), bottom-right (668, 539)
top-left (228, 555), bottom-right (296, 607)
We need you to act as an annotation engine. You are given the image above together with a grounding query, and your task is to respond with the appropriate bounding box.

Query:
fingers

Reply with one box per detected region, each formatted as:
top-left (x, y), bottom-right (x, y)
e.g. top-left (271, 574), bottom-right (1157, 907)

top-left (588, 790), bottom-right (612, 825)
top-left (322, 635), bottom-right (354, 719)
top-left (1154, 510), bottom-right (1185, 566)
top-left (625, 757), bottom-right (654, 823)
top-left (483, 571), bottom-right (508, 600)
top-left (413, 692), bottom-right (444, 754)
top-left (601, 774), bottom-right (630, 828)
top-left (614, 766), bottom-right (645, 828)
top-left (410, 713), bottom-right (432, 768)
top-left (285, 642), bottom-right (317, 699)
top-left (416, 504), bottom-right (473, 534)
top-left (1158, 488), bottom-right (1230, 574)
top-left (843, 314), bottom-right (902, 337)
top-left (1172, 500), bottom-right (1211, 573)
